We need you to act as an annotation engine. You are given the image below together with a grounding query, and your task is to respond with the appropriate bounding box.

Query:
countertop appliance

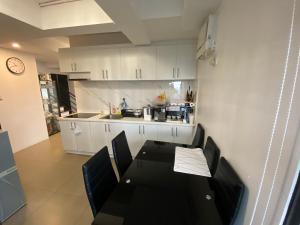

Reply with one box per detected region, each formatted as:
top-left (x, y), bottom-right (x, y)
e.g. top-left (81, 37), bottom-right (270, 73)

top-left (143, 106), bottom-right (153, 121)
top-left (0, 131), bottom-right (26, 223)
top-left (65, 113), bottom-right (99, 119)
top-left (153, 105), bottom-right (167, 122)
top-left (121, 109), bottom-right (143, 118)
top-left (166, 103), bottom-right (195, 123)
top-left (166, 105), bottom-right (184, 121)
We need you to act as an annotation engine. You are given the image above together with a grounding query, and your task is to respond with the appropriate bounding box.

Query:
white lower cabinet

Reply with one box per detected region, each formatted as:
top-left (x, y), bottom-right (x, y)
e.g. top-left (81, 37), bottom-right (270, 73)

top-left (59, 120), bottom-right (93, 153)
top-left (157, 125), bottom-right (193, 145)
top-left (90, 122), bottom-right (124, 156)
top-left (59, 121), bottom-right (77, 151)
top-left (75, 121), bottom-right (93, 153)
top-left (90, 122), bottom-right (107, 153)
top-left (141, 124), bottom-right (158, 141)
top-left (122, 123), bottom-right (159, 157)
top-left (122, 124), bottom-right (144, 157)
top-left (106, 123), bottom-right (124, 155)
top-left (60, 120), bottom-right (194, 156)
top-left (173, 126), bottom-right (194, 144)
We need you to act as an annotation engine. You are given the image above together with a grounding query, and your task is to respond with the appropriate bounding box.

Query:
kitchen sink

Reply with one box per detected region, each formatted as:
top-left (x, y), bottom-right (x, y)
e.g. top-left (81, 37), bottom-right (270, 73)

top-left (100, 114), bottom-right (123, 120)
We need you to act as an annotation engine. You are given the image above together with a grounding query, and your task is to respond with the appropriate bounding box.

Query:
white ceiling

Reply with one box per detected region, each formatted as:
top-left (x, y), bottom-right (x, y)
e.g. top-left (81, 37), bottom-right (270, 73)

top-left (0, 0), bottom-right (221, 67)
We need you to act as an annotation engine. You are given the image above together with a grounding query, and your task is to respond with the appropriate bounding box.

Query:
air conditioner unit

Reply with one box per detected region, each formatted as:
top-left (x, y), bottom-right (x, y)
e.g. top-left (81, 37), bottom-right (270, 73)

top-left (197, 14), bottom-right (217, 60)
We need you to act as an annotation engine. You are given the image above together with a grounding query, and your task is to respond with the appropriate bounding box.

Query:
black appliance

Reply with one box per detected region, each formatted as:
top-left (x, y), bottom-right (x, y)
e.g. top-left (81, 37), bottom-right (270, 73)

top-left (121, 109), bottom-right (143, 118)
top-left (66, 113), bottom-right (99, 119)
top-left (153, 105), bottom-right (167, 122)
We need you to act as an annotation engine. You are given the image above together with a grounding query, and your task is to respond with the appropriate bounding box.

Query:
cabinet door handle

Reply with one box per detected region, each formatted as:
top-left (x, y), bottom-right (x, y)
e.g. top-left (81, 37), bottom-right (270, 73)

top-left (108, 124), bottom-right (111, 132)
top-left (172, 68), bottom-right (175, 78)
top-left (171, 127), bottom-right (174, 136)
top-left (70, 122), bottom-right (73, 129)
top-left (105, 124), bottom-right (107, 132)
top-left (102, 70), bottom-right (105, 79)
top-left (74, 63), bottom-right (77, 72)
top-left (139, 69), bottom-right (142, 79)
top-left (143, 125), bottom-right (145, 134)
top-left (136, 69), bottom-right (138, 79)
top-left (176, 127), bottom-right (178, 137)
top-left (177, 68), bottom-right (180, 78)
top-left (139, 125), bottom-right (141, 134)
top-left (71, 64), bottom-right (73, 72)
top-left (106, 70), bottom-right (108, 79)
top-left (74, 122), bottom-right (76, 128)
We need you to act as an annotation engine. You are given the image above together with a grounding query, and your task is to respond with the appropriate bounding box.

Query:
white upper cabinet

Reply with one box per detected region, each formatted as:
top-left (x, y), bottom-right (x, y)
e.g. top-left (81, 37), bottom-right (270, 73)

top-left (90, 48), bottom-right (121, 81)
top-left (121, 47), bottom-right (139, 80)
top-left (176, 45), bottom-right (197, 79)
top-left (121, 47), bottom-right (156, 80)
top-left (157, 46), bottom-right (177, 80)
top-left (58, 49), bottom-right (73, 73)
top-left (157, 45), bottom-right (197, 80)
top-left (59, 44), bottom-right (196, 80)
top-left (137, 47), bottom-right (156, 80)
top-left (59, 48), bottom-right (90, 73)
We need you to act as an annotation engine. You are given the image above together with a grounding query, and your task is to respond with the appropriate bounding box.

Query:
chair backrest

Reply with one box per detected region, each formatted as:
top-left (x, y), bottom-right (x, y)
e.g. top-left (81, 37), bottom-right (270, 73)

top-left (191, 123), bottom-right (205, 149)
top-left (203, 136), bottom-right (220, 176)
top-left (82, 146), bottom-right (118, 217)
top-left (112, 131), bottom-right (133, 177)
top-left (211, 157), bottom-right (245, 225)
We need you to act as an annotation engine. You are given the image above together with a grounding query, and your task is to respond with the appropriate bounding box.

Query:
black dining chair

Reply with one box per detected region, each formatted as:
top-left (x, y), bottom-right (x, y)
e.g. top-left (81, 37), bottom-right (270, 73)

top-left (112, 131), bottom-right (133, 177)
top-left (82, 146), bottom-right (118, 217)
top-left (210, 157), bottom-right (245, 225)
top-left (190, 123), bottom-right (205, 149)
top-left (203, 136), bottom-right (220, 176)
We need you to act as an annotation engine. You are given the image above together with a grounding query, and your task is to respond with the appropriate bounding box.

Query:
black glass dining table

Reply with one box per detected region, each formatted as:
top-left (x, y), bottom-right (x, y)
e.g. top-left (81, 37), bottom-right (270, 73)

top-left (92, 140), bottom-right (224, 225)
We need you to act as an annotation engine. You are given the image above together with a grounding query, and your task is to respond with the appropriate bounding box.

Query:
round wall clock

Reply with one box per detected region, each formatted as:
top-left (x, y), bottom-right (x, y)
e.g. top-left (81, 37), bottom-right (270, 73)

top-left (6, 57), bottom-right (25, 75)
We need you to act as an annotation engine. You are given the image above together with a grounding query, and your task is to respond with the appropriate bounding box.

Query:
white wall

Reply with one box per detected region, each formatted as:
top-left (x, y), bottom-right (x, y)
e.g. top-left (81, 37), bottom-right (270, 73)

top-left (0, 48), bottom-right (48, 152)
top-left (73, 80), bottom-right (196, 113)
top-left (196, 0), bottom-right (298, 224)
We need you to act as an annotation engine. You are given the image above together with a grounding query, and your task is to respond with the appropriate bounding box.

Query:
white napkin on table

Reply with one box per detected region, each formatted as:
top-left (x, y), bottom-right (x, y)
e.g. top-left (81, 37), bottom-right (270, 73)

top-left (174, 147), bottom-right (211, 177)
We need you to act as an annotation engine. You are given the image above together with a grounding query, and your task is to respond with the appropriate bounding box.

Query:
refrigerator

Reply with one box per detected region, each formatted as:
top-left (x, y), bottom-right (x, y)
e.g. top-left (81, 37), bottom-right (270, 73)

top-left (39, 74), bottom-right (73, 136)
top-left (0, 131), bottom-right (26, 223)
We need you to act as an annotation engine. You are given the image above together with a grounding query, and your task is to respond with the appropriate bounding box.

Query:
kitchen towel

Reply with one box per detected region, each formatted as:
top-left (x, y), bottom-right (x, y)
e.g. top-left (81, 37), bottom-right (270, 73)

top-left (174, 147), bottom-right (211, 177)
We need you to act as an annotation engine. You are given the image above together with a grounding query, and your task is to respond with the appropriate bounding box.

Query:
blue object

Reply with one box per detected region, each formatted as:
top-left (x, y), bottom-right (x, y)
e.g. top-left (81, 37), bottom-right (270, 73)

top-left (0, 131), bottom-right (26, 223)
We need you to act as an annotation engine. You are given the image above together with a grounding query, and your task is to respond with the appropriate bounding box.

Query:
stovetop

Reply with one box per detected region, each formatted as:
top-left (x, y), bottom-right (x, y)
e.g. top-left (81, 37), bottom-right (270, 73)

top-left (65, 113), bottom-right (99, 119)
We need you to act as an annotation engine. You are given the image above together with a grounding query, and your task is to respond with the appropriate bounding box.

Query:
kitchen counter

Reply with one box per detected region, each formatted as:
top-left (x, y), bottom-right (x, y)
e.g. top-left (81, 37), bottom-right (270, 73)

top-left (58, 113), bottom-right (195, 127)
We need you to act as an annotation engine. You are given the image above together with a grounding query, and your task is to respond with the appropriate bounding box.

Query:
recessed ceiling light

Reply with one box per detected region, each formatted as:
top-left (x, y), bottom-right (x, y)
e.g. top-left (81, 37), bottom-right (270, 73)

top-left (12, 43), bottom-right (20, 48)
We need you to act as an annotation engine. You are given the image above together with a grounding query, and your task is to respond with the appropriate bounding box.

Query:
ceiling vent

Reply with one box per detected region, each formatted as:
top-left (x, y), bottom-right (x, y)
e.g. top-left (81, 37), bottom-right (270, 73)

top-left (37, 0), bottom-right (81, 7)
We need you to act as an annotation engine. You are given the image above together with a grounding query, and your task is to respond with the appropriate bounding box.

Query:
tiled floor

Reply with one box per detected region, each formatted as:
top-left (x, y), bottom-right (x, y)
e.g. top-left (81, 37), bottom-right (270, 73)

top-left (3, 133), bottom-right (114, 225)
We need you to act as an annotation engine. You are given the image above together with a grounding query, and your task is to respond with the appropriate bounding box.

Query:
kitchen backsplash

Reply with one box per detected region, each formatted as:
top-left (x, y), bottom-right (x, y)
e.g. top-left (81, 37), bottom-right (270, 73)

top-left (71, 80), bottom-right (196, 113)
